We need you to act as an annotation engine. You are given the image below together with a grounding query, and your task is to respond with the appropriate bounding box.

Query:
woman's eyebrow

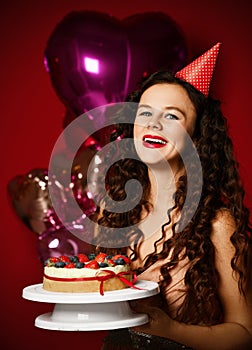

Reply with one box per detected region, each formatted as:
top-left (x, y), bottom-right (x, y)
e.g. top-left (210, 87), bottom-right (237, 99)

top-left (137, 104), bottom-right (152, 109)
top-left (164, 106), bottom-right (186, 117)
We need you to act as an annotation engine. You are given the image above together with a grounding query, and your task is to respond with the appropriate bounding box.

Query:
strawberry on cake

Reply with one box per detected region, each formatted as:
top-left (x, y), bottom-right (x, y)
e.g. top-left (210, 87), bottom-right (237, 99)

top-left (43, 252), bottom-right (137, 294)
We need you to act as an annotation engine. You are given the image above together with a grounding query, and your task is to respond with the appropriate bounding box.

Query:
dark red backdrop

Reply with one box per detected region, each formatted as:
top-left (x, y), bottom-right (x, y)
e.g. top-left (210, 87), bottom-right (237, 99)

top-left (1, 1), bottom-right (251, 349)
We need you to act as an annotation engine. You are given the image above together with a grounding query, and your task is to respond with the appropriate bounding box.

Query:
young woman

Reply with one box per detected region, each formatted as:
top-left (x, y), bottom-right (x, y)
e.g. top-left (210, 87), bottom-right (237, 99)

top-left (98, 43), bottom-right (252, 349)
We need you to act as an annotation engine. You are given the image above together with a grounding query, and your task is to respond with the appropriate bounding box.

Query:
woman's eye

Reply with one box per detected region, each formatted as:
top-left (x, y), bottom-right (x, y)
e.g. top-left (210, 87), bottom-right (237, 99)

top-left (164, 113), bottom-right (179, 120)
top-left (137, 111), bottom-right (152, 117)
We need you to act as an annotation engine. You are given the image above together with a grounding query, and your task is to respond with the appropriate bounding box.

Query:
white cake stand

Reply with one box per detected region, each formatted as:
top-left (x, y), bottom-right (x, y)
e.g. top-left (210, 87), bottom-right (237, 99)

top-left (22, 280), bottom-right (159, 331)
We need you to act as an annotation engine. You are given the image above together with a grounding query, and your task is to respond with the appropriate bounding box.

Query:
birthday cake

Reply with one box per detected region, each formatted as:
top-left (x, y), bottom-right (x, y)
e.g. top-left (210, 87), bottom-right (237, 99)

top-left (43, 252), bottom-right (136, 294)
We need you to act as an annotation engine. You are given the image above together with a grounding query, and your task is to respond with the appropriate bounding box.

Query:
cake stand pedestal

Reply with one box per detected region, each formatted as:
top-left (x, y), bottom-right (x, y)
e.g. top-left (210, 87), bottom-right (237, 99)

top-left (22, 280), bottom-right (159, 331)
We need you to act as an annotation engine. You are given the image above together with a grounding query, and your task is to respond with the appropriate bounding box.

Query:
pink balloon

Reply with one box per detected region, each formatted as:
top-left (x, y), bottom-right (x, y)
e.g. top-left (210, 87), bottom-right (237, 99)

top-left (37, 226), bottom-right (93, 263)
top-left (44, 10), bottom-right (130, 126)
top-left (44, 10), bottom-right (188, 120)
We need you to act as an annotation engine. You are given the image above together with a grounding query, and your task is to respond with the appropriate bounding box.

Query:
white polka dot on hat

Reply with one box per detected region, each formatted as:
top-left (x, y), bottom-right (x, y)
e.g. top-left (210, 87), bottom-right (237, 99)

top-left (175, 42), bottom-right (221, 96)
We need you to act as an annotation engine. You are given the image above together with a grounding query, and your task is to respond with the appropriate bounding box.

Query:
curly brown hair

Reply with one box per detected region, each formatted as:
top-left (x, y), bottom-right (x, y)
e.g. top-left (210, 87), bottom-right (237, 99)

top-left (94, 71), bottom-right (252, 326)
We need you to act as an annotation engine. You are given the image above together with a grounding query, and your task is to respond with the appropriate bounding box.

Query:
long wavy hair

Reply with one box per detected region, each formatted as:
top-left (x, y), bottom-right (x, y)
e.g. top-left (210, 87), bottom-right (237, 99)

top-left (95, 71), bottom-right (252, 326)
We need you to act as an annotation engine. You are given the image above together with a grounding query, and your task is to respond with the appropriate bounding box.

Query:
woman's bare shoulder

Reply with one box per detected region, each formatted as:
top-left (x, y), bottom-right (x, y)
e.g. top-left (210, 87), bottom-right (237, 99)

top-left (210, 208), bottom-right (236, 246)
top-left (210, 209), bottom-right (252, 333)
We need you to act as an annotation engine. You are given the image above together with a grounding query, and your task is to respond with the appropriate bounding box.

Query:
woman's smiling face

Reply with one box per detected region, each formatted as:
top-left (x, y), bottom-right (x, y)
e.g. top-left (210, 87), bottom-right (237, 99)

top-left (134, 83), bottom-right (197, 168)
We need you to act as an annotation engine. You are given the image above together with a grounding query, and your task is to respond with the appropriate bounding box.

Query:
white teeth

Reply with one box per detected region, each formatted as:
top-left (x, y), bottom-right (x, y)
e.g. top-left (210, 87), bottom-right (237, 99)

top-left (144, 137), bottom-right (167, 145)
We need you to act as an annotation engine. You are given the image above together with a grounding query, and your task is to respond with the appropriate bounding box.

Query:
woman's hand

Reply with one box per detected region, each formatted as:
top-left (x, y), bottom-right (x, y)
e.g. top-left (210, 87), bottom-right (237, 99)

top-left (130, 297), bottom-right (175, 338)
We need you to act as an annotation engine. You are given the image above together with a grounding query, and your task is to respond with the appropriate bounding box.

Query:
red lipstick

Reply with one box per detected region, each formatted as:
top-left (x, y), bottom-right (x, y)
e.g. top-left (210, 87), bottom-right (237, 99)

top-left (142, 134), bottom-right (168, 148)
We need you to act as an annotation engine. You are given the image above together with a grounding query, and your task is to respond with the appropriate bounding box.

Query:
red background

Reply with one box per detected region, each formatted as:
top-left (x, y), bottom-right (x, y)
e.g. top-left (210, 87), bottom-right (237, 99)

top-left (1, 1), bottom-right (251, 349)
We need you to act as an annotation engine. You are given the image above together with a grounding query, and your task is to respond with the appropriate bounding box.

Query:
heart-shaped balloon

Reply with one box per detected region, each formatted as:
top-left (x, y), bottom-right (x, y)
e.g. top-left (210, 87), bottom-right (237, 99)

top-left (44, 10), bottom-right (188, 121)
top-left (44, 10), bottom-right (130, 128)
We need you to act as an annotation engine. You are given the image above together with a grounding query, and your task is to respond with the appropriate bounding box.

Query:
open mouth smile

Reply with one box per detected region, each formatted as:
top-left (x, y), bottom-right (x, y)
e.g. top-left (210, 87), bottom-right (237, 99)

top-left (142, 134), bottom-right (168, 148)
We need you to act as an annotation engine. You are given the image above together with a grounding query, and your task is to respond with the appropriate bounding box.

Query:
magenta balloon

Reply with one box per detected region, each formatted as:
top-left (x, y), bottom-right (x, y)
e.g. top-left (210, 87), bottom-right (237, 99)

top-left (44, 11), bottom-right (130, 123)
top-left (44, 11), bottom-right (188, 122)
top-left (122, 12), bottom-right (188, 94)
top-left (37, 226), bottom-right (93, 263)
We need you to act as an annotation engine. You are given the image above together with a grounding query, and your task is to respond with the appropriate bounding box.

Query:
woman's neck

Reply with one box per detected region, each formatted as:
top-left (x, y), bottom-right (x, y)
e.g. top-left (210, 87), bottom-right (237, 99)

top-left (148, 161), bottom-right (184, 205)
top-left (136, 162), bottom-right (184, 241)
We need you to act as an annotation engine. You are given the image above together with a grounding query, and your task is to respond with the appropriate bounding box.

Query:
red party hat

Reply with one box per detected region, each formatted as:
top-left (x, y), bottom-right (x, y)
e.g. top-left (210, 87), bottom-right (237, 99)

top-left (175, 42), bottom-right (221, 96)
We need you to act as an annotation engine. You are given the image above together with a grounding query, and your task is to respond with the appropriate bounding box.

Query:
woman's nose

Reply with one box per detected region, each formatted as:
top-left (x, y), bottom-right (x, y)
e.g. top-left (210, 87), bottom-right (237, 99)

top-left (146, 116), bottom-right (162, 130)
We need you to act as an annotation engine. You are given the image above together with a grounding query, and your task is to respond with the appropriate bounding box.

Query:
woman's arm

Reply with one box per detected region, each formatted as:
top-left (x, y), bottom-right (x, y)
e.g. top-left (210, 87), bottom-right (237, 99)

top-left (131, 304), bottom-right (251, 350)
top-left (131, 210), bottom-right (252, 350)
